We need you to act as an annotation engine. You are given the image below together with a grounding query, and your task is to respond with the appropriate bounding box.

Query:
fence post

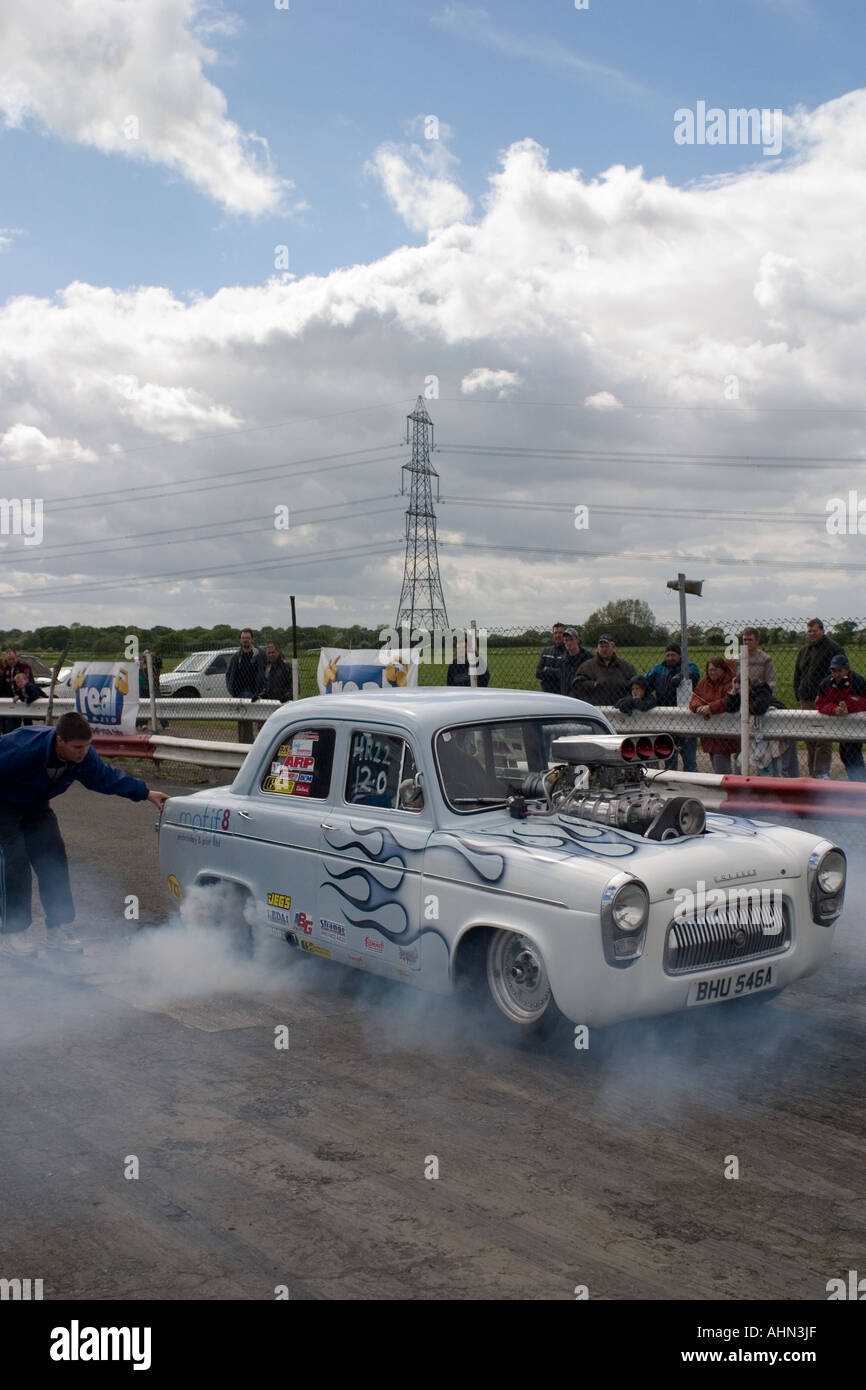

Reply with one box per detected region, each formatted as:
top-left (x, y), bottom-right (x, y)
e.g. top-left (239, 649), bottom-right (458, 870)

top-left (469, 619), bottom-right (479, 688)
top-left (290, 595), bottom-right (299, 699)
top-left (145, 649), bottom-right (158, 733)
top-left (740, 635), bottom-right (751, 776)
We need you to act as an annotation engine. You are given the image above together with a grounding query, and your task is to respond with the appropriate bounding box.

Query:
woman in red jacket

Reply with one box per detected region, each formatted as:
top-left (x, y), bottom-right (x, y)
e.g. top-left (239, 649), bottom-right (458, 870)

top-left (690, 656), bottom-right (739, 773)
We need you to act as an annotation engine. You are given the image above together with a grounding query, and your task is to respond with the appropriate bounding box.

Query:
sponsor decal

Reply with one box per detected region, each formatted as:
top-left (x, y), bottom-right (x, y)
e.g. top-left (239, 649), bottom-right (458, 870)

top-left (178, 806), bottom-right (232, 836)
top-left (399, 945), bottom-right (418, 964)
top-left (267, 892), bottom-right (292, 910)
top-left (166, 874), bottom-right (182, 900)
top-left (364, 935), bottom-right (384, 954)
top-left (319, 918), bottom-right (346, 942)
top-left (262, 771), bottom-right (311, 796)
top-left (348, 952), bottom-right (363, 965)
top-left (294, 911), bottom-right (314, 936)
top-left (266, 907), bottom-right (293, 928)
top-left (300, 941), bottom-right (332, 959)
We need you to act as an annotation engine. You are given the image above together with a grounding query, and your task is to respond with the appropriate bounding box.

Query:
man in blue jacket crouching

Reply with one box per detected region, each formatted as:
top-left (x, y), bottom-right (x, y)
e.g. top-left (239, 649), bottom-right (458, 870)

top-left (0, 712), bottom-right (169, 959)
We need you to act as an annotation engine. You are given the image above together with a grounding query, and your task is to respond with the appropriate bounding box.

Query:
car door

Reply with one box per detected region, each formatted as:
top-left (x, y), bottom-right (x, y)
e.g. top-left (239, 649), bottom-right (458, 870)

top-left (319, 726), bottom-right (431, 976)
top-left (229, 722), bottom-right (341, 952)
top-left (202, 653), bottom-right (230, 697)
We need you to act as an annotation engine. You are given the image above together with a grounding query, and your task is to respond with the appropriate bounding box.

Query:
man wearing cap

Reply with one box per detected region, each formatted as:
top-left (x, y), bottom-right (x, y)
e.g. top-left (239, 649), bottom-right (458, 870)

top-left (644, 643), bottom-right (701, 771)
top-left (814, 655), bottom-right (866, 781)
top-left (0, 712), bottom-right (169, 960)
top-left (535, 623), bottom-right (567, 694)
top-left (571, 635), bottom-right (636, 707)
top-left (559, 627), bottom-right (592, 697)
top-left (794, 619), bottom-right (842, 777)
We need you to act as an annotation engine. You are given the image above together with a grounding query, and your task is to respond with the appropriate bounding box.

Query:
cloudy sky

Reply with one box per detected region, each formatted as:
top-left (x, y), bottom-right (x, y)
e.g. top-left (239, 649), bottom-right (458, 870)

top-left (0, 0), bottom-right (864, 636)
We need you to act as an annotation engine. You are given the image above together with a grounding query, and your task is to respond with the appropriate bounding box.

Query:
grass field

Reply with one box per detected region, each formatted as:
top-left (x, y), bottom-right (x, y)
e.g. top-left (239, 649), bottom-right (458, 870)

top-left (33, 644), bottom-right (807, 705)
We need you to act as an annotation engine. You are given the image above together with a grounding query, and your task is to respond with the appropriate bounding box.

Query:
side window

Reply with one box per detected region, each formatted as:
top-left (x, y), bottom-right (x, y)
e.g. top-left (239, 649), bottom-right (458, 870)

top-left (345, 730), bottom-right (419, 810)
top-left (260, 727), bottom-right (335, 798)
top-left (208, 655), bottom-right (228, 675)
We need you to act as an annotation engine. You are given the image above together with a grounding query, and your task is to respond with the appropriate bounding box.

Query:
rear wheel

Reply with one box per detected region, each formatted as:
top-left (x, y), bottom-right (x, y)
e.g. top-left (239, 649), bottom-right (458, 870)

top-left (173, 687), bottom-right (200, 698)
top-left (190, 878), bottom-right (254, 956)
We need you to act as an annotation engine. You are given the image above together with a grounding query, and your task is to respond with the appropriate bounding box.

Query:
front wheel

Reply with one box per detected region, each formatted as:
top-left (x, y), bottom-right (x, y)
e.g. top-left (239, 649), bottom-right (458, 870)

top-left (485, 929), bottom-right (559, 1032)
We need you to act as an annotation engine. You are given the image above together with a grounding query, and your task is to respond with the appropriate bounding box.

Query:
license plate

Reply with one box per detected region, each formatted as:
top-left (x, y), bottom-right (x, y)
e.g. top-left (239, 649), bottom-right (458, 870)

top-left (687, 964), bottom-right (775, 1006)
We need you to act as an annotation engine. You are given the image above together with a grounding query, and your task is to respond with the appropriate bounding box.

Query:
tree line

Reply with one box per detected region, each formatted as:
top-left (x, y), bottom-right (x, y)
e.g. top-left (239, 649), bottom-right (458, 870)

top-left (2, 605), bottom-right (863, 658)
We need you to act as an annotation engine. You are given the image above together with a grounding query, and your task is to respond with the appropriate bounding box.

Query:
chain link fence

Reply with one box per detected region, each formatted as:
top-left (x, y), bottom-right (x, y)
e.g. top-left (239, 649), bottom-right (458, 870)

top-left (15, 621), bottom-right (866, 781)
top-left (469, 623), bottom-right (866, 780)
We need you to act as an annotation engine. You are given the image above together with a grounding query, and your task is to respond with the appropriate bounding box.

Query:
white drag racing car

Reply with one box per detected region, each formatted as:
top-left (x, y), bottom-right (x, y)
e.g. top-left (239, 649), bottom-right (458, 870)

top-left (158, 690), bottom-right (846, 1031)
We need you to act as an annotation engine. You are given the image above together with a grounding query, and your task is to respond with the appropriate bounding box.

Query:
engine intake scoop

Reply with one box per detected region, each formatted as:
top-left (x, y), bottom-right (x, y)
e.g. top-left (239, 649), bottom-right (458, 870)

top-left (550, 734), bottom-right (674, 766)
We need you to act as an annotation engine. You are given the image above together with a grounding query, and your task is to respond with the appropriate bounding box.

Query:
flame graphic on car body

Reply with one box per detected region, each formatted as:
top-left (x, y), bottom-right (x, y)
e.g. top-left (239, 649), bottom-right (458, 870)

top-left (321, 822), bottom-right (447, 947)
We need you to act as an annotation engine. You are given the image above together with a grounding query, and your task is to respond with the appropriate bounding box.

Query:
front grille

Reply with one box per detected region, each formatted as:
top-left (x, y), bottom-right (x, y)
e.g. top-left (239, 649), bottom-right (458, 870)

top-left (664, 897), bottom-right (792, 975)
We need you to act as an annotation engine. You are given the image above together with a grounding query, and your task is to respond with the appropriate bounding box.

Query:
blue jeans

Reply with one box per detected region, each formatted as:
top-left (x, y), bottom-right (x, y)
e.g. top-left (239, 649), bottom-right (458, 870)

top-left (666, 738), bottom-right (697, 772)
top-left (840, 743), bottom-right (866, 781)
top-left (0, 803), bottom-right (75, 934)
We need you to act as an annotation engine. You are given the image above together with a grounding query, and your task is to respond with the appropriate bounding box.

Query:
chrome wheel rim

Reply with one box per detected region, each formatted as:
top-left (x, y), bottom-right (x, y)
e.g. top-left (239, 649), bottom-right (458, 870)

top-left (487, 931), bottom-right (552, 1024)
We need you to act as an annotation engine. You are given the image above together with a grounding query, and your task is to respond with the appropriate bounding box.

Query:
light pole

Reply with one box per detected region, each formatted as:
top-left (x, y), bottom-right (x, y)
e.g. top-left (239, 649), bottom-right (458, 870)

top-left (666, 574), bottom-right (703, 707)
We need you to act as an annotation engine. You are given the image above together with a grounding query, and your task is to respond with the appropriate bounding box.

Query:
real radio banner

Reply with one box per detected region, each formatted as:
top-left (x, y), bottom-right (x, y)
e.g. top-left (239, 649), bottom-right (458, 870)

top-left (70, 661), bottom-right (139, 735)
top-left (317, 649), bottom-right (418, 695)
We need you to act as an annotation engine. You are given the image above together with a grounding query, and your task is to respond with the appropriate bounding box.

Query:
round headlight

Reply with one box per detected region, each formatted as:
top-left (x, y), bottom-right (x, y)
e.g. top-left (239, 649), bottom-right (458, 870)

top-left (817, 848), bottom-right (846, 895)
top-left (612, 881), bottom-right (649, 932)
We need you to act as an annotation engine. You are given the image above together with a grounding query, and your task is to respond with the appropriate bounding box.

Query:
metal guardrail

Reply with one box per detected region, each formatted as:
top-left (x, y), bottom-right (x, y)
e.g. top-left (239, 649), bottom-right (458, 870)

top-left (0, 697), bottom-right (283, 721)
top-left (8, 698), bottom-right (866, 740)
top-left (645, 769), bottom-right (866, 819)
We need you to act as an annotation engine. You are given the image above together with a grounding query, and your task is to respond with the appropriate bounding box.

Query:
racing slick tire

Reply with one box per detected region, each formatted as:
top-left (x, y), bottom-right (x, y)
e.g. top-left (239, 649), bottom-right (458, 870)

top-left (191, 877), bottom-right (254, 957)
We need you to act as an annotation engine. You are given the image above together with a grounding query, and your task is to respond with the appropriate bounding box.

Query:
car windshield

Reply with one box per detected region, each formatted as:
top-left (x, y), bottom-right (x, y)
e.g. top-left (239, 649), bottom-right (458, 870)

top-left (435, 716), bottom-right (609, 812)
top-left (172, 653), bottom-right (211, 674)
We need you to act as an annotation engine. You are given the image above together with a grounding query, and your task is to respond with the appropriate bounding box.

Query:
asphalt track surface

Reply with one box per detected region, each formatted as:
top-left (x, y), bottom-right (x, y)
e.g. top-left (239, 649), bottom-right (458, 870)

top-left (0, 779), bottom-right (864, 1301)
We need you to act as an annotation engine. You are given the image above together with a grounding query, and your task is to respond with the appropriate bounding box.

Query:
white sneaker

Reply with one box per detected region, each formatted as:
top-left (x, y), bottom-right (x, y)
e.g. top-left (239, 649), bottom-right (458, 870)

top-left (45, 925), bottom-right (84, 954)
top-left (0, 932), bottom-right (37, 959)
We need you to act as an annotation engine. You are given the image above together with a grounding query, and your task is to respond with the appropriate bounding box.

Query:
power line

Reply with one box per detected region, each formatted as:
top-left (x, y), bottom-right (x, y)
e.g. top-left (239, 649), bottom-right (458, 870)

top-left (1, 539), bottom-right (406, 600)
top-left (0, 397), bottom-right (413, 477)
top-left (43, 445), bottom-right (403, 513)
top-left (438, 444), bottom-right (866, 468)
top-left (437, 396), bottom-right (866, 414)
top-left (437, 539), bottom-right (866, 572)
top-left (9, 496), bottom-right (401, 564)
top-left (444, 495), bottom-right (826, 524)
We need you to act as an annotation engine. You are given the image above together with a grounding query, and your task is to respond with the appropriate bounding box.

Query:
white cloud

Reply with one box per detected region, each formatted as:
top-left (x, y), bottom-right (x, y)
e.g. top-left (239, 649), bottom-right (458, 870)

top-left (461, 368), bottom-right (521, 398)
top-left (0, 226), bottom-right (24, 252)
top-left (0, 424), bottom-right (97, 467)
top-left (369, 137), bottom-right (472, 234)
top-left (0, 0), bottom-right (288, 215)
top-left (0, 89), bottom-right (864, 627)
top-left (107, 375), bottom-right (243, 442)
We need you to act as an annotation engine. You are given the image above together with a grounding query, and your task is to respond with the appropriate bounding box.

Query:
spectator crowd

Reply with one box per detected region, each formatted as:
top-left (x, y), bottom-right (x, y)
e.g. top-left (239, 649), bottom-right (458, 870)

top-left (533, 619), bottom-right (866, 780)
